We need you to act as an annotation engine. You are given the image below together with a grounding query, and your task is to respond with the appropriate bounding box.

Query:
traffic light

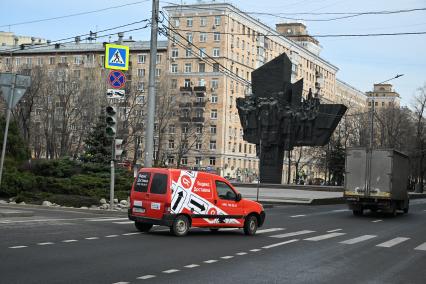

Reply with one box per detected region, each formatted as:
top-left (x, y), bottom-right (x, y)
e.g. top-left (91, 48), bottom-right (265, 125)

top-left (105, 106), bottom-right (117, 137)
top-left (115, 139), bottom-right (124, 159)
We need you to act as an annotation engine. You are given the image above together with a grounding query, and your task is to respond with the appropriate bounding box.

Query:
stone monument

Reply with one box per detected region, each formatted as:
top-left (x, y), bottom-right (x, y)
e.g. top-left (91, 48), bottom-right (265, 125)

top-left (237, 53), bottom-right (347, 183)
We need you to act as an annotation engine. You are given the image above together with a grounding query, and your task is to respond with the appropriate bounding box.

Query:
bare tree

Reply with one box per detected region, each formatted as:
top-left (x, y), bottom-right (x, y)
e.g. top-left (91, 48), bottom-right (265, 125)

top-left (412, 83), bottom-right (426, 192)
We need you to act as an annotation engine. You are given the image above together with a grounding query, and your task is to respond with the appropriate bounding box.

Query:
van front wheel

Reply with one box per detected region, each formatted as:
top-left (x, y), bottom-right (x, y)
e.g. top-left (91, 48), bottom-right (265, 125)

top-left (244, 215), bottom-right (258, 236)
top-left (135, 222), bottom-right (153, 232)
top-left (171, 215), bottom-right (190, 237)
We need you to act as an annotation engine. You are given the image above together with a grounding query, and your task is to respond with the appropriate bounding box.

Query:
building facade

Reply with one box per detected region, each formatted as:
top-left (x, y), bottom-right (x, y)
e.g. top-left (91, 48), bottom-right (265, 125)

top-left (0, 2), bottom-right (367, 183)
top-left (366, 83), bottom-right (401, 109)
top-left (0, 31), bottom-right (46, 47)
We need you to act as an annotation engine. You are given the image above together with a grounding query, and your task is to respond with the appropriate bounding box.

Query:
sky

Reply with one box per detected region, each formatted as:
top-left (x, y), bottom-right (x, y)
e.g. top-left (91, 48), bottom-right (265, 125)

top-left (1, 0), bottom-right (426, 106)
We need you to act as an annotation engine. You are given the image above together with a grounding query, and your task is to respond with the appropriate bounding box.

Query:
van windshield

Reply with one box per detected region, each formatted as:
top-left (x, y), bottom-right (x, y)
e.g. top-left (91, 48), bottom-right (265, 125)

top-left (135, 172), bottom-right (150, 192)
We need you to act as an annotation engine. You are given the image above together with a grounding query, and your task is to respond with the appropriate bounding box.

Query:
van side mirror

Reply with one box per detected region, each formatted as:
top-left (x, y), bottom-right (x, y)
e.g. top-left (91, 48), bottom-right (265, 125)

top-left (236, 193), bottom-right (242, 202)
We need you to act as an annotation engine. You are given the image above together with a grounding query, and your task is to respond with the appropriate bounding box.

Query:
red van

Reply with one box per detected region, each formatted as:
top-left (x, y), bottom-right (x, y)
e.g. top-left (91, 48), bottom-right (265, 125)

top-left (128, 168), bottom-right (265, 236)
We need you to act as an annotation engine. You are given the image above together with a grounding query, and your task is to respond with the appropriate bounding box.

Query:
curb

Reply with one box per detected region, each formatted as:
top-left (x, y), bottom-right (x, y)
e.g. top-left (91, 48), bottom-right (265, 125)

top-left (251, 197), bottom-right (345, 206)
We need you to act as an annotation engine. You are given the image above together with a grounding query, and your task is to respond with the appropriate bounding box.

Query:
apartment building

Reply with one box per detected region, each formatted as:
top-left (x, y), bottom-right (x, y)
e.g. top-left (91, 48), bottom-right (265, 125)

top-left (366, 83), bottom-right (401, 109)
top-left (0, 31), bottom-right (46, 47)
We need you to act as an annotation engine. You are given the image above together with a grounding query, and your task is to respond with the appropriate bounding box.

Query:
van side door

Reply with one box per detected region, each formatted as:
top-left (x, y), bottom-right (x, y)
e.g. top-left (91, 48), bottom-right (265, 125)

top-left (146, 172), bottom-right (169, 220)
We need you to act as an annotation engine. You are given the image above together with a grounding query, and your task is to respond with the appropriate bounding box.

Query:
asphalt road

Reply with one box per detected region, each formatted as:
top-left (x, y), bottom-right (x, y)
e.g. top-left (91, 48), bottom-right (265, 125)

top-left (1, 201), bottom-right (425, 284)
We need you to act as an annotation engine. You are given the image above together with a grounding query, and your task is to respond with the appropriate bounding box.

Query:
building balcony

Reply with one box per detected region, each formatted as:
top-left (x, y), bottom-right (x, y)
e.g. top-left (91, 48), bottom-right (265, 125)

top-left (192, 117), bottom-right (205, 123)
top-left (180, 86), bottom-right (192, 92)
top-left (179, 117), bottom-right (191, 122)
top-left (179, 102), bottom-right (192, 108)
top-left (193, 86), bottom-right (206, 92)
top-left (193, 101), bottom-right (206, 108)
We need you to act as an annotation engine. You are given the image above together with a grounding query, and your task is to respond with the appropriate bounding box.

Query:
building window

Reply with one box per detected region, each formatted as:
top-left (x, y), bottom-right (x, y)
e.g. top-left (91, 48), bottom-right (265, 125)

top-left (186, 48), bottom-right (192, 57)
top-left (195, 109), bottom-right (203, 118)
top-left (210, 125), bottom-right (217, 134)
top-left (73, 69), bottom-right (81, 78)
top-left (200, 17), bottom-right (207, 27)
top-left (213, 63), bottom-right (219, 72)
top-left (26, 57), bottom-right (32, 66)
top-left (196, 141), bottom-right (202, 150)
top-left (199, 63), bottom-right (206, 73)
top-left (211, 94), bottom-right (218, 103)
top-left (171, 48), bottom-right (178, 58)
top-left (168, 140), bottom-right (175, 149)
top-left (168, 156), bottom-right (175, 165)
top-left (15, 57), bottom-right (21, 66)
top-left (171, 79), bottom-right (177, 89)
top-left (5, 57), bottom-right (11, 66)
top-left (214, 32), bottom-right (220, 41)
top-left (209, 157), bottom-right (216, 166)
top-left (156, 68), bottom-right (161, 77)
top-left (186, 18), bottom-right (193, 27)
top-left (184, 79), bottom-right (191, 88)
top-left (211, 109), bottom-right (218, 119)
top-left (199, 48), bottom-right (206, 58)
top-left (211, 79), bottom-right (219, 89)
top-left (156, 54), bottom-right (162, 63)
top-left (171, 64), bottom-right (178, 73)
top-left (174, 18), bottom-right (180, 27)
top-left (136, 95), bottom-right (145, 104)
top-left (138, 54), bottom-right (146, 63)
top-left (74, 56), bottom-right (82, 65)
top-left (196, 157), bottom-right (202, 165)
top-left (61, 56), bottom-right (67, 63)
top-left (37, 57), bottom-right (43, 65)
top-left (169, 124), bottom-right (175, 133)
top-left (186, 33), bottom-right (193, 43)
top-left (199, 33), bottom-right (207, 42)
top-left (214, 16), bottom-right (221, 26)
top-left (184, 63), bottom-right (192, 73)
top-left (198, 78), bottom-right (205, 86)
top-left (138, 82), bottom-right (145, 91)
top-left (181, 157), bottom-right (188, 165)
top-left (138, 69), bottom-right (145, 77)
top-left (213, 48), bottom-right (220, 57)
top-left (210, 141), bottom-right (216, 150)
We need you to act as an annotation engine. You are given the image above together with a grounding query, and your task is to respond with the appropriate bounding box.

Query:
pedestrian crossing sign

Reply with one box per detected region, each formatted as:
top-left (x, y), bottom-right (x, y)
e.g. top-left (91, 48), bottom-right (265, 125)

top-left (105, 43), bottom-right (129, 70)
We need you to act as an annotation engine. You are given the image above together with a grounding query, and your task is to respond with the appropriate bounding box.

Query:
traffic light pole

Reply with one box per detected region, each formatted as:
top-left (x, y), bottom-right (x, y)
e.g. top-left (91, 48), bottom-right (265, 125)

top-left (110, 134), bottom-right (115, 210)
top-left (144, 0), bottom-right (159, 168)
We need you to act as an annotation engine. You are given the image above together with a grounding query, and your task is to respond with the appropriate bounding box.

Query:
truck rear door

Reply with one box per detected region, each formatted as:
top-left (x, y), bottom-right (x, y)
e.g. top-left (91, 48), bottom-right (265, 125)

top-left (145, 172), bottom-right (170, 220)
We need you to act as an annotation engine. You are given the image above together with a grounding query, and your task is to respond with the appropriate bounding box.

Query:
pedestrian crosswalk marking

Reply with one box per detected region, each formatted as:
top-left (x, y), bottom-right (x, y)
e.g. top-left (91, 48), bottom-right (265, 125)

top-left (270, 230), bottom-right (315, 238)
top-left (262, 239), bottom-right (298, 249)
top-left (257, 228), bottom-right (285, 234)
top-left (376, 237), bottom-right (410, 248)
top-left (327, 229), bottom-right (342, 233)
top-left (414, 242), bottom-right (426, 251)
top-left (137, 275), bottom-right (156, 280)
top-left (114, 221), bottom-right (134, 224)
top-left (304, 232), bottom-right (346, 241)
top-left (340, 235), bottom-right (377, 244)
top-left (87, 218), bottom-right (128, 222)
top-left (290, 214), bottom-right (306, 218)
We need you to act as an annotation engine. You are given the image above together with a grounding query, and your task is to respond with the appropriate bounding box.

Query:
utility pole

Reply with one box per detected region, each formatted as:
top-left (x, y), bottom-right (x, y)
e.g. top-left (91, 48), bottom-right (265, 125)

top-left (144, 0), bottom-right (159, 168)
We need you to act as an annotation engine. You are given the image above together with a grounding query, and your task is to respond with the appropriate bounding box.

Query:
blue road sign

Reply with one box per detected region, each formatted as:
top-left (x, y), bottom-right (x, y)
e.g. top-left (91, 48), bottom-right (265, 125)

top-left (108, 70), bottom-right (126, 89)
top-left (105, 44), bottom-right (129, 70)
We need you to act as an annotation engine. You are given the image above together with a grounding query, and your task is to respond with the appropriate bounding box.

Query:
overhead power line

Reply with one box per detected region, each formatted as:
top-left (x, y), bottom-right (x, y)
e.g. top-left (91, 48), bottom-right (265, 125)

top-left (2, 19), bottom-right (150, 53)
top-left (166, 27), bottom-right (426, 38)
top-left (0, 0), bottom-right (150, 28)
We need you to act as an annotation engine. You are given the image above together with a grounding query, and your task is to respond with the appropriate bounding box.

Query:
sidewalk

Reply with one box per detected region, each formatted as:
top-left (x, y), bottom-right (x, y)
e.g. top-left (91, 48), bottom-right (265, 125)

top-left (235, 186), bottom-right (344, 205)
top-left (235, 186), bottom-right (426, 205)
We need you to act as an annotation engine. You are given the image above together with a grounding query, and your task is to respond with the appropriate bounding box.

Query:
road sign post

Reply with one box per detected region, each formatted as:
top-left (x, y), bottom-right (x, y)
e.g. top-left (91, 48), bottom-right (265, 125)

top-left (0, 73), bottom-right (31, 189)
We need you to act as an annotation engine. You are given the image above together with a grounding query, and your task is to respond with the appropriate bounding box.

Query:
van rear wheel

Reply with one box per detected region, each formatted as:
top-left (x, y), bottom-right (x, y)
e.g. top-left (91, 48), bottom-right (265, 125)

top-left (171, 215), bottom-right (190, 237)
top-left (135, 222), bottom-right (153, 232)
top-left (244, 215), bottom-right (258, 236)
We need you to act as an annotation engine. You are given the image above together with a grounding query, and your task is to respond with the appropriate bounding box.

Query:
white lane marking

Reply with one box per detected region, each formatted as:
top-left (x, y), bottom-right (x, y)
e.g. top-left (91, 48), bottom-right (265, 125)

top-left (122, 232), bottom-right (141, 236)
top-left (372, 220), bottom-right (383, 223)
top-left (87, 218), bottom-right (128, 222)
top-left (112, 282), bottom-right (129, 284)
top-left (85, 237), bottom-right (99, 240)
top-left (184, 264), bottom-right (200, 268)
top-left (304, 232), bottom-right (346, 241)
top-left (204, 260), bottom-right (218, 263)
top-left (162, 269), bottom-right (179, 274)
top-left (113, 221), bottom-right (134, 224)
top-left (0, 217), bottom-right (123, 224)
top-left (105, 235), bottom-right (119, 238)
top-left (236, 252), bottom-right (247, 255)
top-left (376, 237), bottom-right (410, 248)
top-left (340, 235), bottom-right (377, 244)
top-left (9, 245), bottom-right (27, 249)
top-left (62, 239), bottom-right (78, 243)
top-left (290, 215), bottom-right (306, 218)
top-left (332, 209), bottom-right (350, 213)
top-left (220, 228), bottom-right (238, 231)
top-left (221, 256), bottom-right (234, 259)
top-left (37, 242), bottom-right (54, 246)
top-left (250, 249), bottom-right (261, 252)
top-left (256, 228), bottom-right (285, 234)
top-left (262, 239), bottom-right (299, 249)
top-left (414, 242), bottom-right (426, 251)
top-left (137, 275), bottom-right (156, 280)
top-left (271, 230), bottom-right (315, 238)
top-left (327, 229), bottom-right (342, 233)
